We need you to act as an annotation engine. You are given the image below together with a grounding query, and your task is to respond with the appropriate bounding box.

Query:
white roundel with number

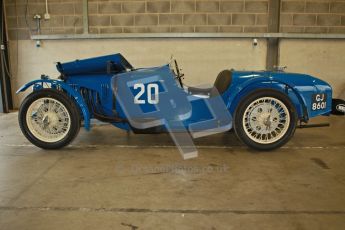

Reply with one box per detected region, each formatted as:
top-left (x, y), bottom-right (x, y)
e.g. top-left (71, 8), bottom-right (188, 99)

top-left (134, 83), bottom-right (159, 105)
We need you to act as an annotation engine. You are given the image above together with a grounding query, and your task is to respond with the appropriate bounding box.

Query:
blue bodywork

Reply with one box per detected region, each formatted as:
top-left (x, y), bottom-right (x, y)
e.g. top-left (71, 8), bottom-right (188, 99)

top-left (17, 53), bottom-right (333, 131)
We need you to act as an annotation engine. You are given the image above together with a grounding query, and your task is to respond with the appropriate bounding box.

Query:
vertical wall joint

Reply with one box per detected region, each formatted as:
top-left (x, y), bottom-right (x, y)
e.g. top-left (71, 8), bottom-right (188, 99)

top-left (266, 0), bottom-right (281, 70)
top-left (83, 0), bottom-right (89, 34)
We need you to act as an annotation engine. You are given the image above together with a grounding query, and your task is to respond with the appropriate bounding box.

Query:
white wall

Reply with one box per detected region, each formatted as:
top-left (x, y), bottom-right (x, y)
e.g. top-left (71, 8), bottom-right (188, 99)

top-left (279, 39), bottom-right (345, 98)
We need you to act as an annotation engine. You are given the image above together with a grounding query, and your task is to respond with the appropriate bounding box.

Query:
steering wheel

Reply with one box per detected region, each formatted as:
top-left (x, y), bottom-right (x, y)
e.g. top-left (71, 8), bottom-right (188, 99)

top-left (174, 59), bottom-right (184, 88)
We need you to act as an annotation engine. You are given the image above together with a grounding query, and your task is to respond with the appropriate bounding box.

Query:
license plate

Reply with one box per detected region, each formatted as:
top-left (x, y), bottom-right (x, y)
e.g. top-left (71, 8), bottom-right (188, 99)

top-left (312, 93), bottom-right (327, 111)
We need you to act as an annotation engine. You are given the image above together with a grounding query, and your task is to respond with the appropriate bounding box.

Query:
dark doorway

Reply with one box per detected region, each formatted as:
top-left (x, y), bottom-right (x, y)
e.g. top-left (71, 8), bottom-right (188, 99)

top-left (0, 0), bottom-right (13, 113)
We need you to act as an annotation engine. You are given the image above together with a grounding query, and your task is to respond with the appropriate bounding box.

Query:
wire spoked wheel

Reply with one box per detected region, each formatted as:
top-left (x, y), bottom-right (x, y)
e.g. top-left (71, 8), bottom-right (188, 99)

top-left (19, 89), bottom-right (80, 149)
top-left (26, 97), bottom-right (71, 143)
top-left (243, 97), bottom-right (290, 144)
top-left (234, 89), bottom-right (297, 150)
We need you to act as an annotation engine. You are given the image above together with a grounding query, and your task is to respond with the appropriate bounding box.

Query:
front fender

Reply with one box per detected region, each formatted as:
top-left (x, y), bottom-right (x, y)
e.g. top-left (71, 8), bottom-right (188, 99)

top-left (17, 79), bottom-right (91, 130)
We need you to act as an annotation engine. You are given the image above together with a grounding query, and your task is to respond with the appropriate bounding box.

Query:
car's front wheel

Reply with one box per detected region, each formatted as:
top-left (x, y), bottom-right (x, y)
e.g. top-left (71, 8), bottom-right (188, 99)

top-left (234, 89), bottom-right (297, 150)
top-left (19, 89), bottom-right (81, 149)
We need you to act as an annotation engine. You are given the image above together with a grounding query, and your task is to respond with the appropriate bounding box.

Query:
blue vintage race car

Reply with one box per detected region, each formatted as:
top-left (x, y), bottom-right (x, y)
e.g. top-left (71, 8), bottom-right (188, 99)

top-left (16, 54), bottom-right (345, 155)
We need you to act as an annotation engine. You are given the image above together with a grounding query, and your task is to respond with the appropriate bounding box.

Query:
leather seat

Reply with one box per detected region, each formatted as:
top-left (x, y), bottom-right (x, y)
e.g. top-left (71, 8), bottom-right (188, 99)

top-left (188, 69), bottom-right (232, 97)
top-left (213, 69), bottom-right (232, 95)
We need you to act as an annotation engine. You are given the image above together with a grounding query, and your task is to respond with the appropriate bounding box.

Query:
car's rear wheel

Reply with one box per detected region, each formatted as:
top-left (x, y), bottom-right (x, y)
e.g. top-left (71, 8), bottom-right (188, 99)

top-left (234, 89), bottom-right (297, 150)
top-left (19, 89), bottom-right (80, 149)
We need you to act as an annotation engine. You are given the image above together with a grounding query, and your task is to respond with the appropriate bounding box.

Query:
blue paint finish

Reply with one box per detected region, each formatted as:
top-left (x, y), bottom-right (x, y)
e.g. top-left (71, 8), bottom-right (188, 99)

top-left (16, 79), bottom-right (91, 130)
top-left (65, 74), bottom-right (114, 117)
top-left (17, 54), bottom-right (334, 133)
top-left (227, 71), bottom-right (332, 121)
top-left (56, 53), bottom-right (133, 76)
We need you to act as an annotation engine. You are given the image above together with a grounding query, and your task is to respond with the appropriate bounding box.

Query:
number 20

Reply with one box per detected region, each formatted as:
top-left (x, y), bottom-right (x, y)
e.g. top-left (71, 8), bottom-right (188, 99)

top-left (134, 83), bottom-right (159, 105)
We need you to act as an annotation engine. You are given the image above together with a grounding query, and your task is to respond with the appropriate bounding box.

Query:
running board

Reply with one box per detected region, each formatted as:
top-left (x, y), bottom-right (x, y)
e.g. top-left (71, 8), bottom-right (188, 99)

top-left (298, 123), bottom-right (330, 129)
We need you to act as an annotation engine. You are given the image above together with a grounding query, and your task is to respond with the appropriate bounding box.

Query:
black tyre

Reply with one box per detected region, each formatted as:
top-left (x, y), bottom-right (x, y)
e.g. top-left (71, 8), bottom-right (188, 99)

top-left (18, 89), bottom-right (81, 149)
top-left (234, 89), bottom-right (297, 150)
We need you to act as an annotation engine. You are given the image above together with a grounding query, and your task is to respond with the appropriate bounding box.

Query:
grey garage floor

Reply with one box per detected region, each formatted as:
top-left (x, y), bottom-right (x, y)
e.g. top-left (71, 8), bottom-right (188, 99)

top-left (0, 112), bottom-right (344, 230)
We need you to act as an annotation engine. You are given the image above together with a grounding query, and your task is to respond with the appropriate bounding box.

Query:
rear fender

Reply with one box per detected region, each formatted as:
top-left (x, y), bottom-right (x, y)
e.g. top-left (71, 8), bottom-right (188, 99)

top-left (229, 79), bottom-right (308, 120)
top-left (16, 79), bottom-right (91, 130)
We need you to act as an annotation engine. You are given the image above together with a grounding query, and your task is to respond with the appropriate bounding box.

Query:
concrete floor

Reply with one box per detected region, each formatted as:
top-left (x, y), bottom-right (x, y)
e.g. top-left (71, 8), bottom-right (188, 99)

top-left (0, 112), bottom-right (344, 230)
